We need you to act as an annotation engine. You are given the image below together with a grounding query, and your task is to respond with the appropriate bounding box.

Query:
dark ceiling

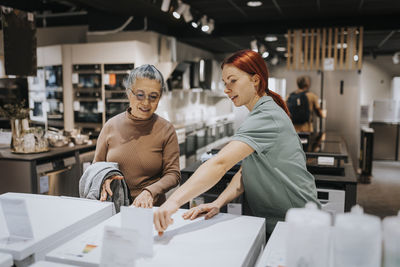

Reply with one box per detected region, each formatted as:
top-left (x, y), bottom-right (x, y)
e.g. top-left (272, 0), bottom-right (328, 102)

top-left (1, 0), bottom-right (400, 59)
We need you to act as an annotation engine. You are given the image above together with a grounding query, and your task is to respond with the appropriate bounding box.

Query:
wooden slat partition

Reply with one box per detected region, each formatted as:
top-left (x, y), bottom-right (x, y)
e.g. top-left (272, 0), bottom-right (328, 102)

top-left (358, 26), bottom-right (363, 70)
top-left (304, 29), bottom-right (309, 70)
top-left (315, 28), bottom-right (321, 70)
top-left (321, 28), bottom-right (326, 70)
top-left (310, 28), bottom-right (315, 70)
top-left (287, 29), bottom-right (292, 69)
top-left (286, 26), bottom-right (363, 71)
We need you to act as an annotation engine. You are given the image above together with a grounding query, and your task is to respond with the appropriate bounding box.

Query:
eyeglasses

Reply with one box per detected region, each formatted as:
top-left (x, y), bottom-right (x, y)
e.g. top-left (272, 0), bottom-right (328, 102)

top-left (130, 89), bottom-right (160, 103)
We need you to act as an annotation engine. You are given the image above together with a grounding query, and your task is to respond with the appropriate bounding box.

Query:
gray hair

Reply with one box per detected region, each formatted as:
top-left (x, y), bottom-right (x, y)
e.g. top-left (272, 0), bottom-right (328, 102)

top-left (124, 64), bottom-right (166, 96)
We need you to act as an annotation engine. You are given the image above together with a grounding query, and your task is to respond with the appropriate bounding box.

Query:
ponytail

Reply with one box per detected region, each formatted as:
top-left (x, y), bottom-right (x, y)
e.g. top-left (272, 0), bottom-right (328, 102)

top-left (267, 89), bottom-right (291, 117)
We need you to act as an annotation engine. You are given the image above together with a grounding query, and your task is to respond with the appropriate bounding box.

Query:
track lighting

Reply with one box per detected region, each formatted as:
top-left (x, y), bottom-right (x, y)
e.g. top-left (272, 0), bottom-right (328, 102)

top-left (250, 40), bottom-right (258, 52)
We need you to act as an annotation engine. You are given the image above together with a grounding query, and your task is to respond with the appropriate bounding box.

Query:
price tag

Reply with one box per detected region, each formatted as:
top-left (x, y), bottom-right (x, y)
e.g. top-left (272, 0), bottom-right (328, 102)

top-left (227, 203), bottom-right (242, 215)
top-left (97, 100), bottom-right (104, 113)
top-left (103, 74), bottom-right (110, 85)
top-left (120, 206), bottom-right (153, 257)
top-left (317, 156), bottom-right (335, 166)
top-left (73, 101), bottom-right (80, 111)
top-left (0, 198), bottom-right (34, 239)
top-left (27, 12), bottom-right (34, 22)
top-left (100, 226), bottom-right (138, 267)
top-left (39, 175), bottom-right (49, 194)
top-left (72, 73), bottom-right (79, 84)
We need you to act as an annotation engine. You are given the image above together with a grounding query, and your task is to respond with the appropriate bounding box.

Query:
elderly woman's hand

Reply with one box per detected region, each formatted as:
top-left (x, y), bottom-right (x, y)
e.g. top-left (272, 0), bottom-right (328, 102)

top-left (132, 190), bottom-right (153, 208)
top-left (100, 175), bottom-right (124, 201)
top-left (182, 203), bottom-right (220, 220)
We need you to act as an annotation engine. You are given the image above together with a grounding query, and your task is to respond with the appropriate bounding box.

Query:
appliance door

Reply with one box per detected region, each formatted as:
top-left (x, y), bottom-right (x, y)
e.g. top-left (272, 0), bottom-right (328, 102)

top-left (29, 91), bottom-right (47, 122)
top-left (317, 188), bottom-right (345, 216)
top-left (74, 100), bottom-right (102, 123)
top-left (370, 122), bottom-right (398, 160)
top-left (105, 99), bottom-right (129, 120)
top-left (36, 156), bottom-right (80, 197)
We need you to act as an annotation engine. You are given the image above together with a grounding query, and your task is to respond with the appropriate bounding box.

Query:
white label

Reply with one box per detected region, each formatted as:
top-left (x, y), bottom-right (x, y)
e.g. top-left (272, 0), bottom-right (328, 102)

top-left (36, 162), bottom-right (53, 174)
top-left (0, 198), bottom-right (34, 239)
top-left (27, 12), bottom-right (34, 22)
top-left (0, 132), bottom-right (12, 145)
top-left (44, 101), bottom-right (50, 112)
top-left (324, 57), bottom-right (335, 71)
top-left (103, 74), bottom-right (110, 85)
top-left (97, 100), bottom-right (104, 113)
top-left (39, 175), bottom-right (49, 194)
top-left (72, 73), bottom-right (79, 84)
top-left (100, 226), bottom-right (138, 267)
top-left (227, 203), bottom-right (242, 215)
top-left (120, 206), bottom-right (153, 257)
top-left (317, 156), bottom-right (335, 166)
top-left (73, 101), bottom-right (80, 111)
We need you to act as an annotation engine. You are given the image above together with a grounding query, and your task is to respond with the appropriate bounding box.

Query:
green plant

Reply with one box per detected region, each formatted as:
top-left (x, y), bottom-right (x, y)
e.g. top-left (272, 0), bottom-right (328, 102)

top-left (0, 100), bottom-right (31, 120)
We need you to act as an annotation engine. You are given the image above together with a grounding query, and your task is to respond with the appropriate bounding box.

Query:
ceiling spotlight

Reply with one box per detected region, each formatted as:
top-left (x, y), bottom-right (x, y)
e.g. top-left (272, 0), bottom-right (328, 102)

top-left (276, 47), bottom-right (286, 52)
top-left (201, 25), bottom-right (209, 32)
top-left (161, 0), bottom-right (171, 12)
top-left (262, 51), bottom-right (269, 58)
top-left (336, 43), bottom-right (348, 49)
top-left (172, 2), bottom-right (187, 19)
top-left (392, 52), bottom-right (400, 64)
top-left (265, 35), bottom-right (278, 42)
top-left (353, 55), bottom-right (359, 61)
top-left (250, 40), bottom-right (258, 52)
top-left (191, 21), bottom-right (198, 28)
top-left (247, 1), bottom-right (263, 7)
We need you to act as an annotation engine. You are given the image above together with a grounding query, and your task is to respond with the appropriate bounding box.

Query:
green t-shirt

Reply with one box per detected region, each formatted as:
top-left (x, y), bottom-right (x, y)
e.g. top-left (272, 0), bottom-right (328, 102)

top-left (232, 95), bottom-right (320, 234)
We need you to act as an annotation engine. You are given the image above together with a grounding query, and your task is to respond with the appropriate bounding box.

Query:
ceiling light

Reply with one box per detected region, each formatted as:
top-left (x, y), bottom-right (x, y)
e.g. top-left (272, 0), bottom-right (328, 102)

top-left (276, 47), bottom-right (286, 52)
top-left (191, 21), bottom-right (198, 28)
top-left (353, 55), bottom-right (359, 61)
top-left (161, 0), bottom-right (171, 12)
top-left (250, 40), bottom-right (258, 52)
top-left (265, 35), bottom-right (278, 42)
top-left (393, 52), bottom-right (400, 64)
top-left (262, 51), bottom-right (269, 58)
top-left (201, 25), bottom-right (209, 32)
top-left (247, 1), bottom-right (263, 7)
top-left (172, 2), bottom-right (187, 19)
top-left (336, 43), bottom-right (348, 49)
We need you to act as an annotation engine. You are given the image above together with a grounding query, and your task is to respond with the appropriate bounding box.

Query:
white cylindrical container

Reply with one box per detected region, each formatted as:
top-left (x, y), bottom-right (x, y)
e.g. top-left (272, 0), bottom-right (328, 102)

top-left (383, 211), bottom-right (400, 267)
top-left (333, 205), bottom-right (382, 267)
top-left (285, 202), bottom-right (331, 267)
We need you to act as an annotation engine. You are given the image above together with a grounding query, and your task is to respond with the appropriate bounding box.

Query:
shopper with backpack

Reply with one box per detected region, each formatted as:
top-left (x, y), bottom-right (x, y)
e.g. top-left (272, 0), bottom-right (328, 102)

top-left (287, 76), bottom-right (325, 132)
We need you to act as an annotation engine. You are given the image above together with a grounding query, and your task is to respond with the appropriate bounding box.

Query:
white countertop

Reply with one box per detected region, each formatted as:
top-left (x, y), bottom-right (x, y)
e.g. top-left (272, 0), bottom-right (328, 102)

top-left (0, 252), bottom-right (12, 267)
top-left (255, 222), bottom-right (287, 267)
top-left (47, 209), bottom-right (266, 267)
top-left (30, 261), bottom-right (78, 267)
top-left (0, 193), bottom-right (114, 266)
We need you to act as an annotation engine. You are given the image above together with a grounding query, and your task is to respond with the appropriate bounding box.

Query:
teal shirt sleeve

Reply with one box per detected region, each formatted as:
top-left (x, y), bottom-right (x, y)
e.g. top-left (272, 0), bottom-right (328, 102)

top-left (232, 109), bottom-right (279, 154)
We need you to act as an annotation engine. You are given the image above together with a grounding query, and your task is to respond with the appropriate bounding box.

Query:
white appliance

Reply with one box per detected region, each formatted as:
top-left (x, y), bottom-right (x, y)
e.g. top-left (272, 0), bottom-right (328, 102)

top-left (28, 68), bottom-right (47, 123)
top-left (317, 188), bottom-right (345, 216)
top-left (372, 100), bottom-right (398, 122)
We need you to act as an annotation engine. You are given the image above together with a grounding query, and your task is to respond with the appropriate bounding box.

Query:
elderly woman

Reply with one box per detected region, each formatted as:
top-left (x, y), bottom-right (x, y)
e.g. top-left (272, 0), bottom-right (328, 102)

top-left (94, 64), bottom-right (181, 208)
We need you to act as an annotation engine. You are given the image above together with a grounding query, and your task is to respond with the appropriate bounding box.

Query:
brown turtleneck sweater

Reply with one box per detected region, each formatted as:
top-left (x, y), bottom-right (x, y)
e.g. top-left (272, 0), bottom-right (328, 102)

top-left (93, 109), bottom-right (181, 206)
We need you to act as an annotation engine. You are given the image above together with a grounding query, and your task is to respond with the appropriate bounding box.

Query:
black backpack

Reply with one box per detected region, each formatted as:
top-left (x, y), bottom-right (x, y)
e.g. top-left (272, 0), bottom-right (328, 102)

top-left (287, 91), bottom-right (310, 124)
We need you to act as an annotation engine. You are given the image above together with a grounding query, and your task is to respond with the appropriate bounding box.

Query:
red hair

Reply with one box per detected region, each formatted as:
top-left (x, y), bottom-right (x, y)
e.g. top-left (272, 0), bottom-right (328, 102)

top-left (222, 49), bottom-right (290, 117)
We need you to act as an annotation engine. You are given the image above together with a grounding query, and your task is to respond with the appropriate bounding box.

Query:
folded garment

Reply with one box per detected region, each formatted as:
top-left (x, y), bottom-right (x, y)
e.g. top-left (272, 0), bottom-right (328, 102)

top-left (79, 161), bottom-right (131, 213)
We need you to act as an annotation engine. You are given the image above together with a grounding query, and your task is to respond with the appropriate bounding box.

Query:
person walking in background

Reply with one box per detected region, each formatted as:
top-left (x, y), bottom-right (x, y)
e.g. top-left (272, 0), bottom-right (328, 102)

top-left (286, 75), bottom-right (326, 133)
top-left (153, 50), bottom-right (320, 237)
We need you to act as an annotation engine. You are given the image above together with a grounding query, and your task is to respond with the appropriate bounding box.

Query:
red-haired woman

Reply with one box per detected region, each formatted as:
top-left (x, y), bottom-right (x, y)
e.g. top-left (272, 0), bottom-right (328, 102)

top-left (154, 50), bottom-right (320, 236)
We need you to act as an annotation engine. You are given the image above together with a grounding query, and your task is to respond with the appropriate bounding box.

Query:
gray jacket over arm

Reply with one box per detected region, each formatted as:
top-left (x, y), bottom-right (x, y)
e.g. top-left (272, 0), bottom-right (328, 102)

top-left (79, 162), bottom-right (131, 213)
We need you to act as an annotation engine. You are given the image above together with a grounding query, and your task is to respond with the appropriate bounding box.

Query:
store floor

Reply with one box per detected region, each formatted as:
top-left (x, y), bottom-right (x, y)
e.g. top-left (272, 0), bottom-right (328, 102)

top-left (357, 160), bottom-right (400, 218)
